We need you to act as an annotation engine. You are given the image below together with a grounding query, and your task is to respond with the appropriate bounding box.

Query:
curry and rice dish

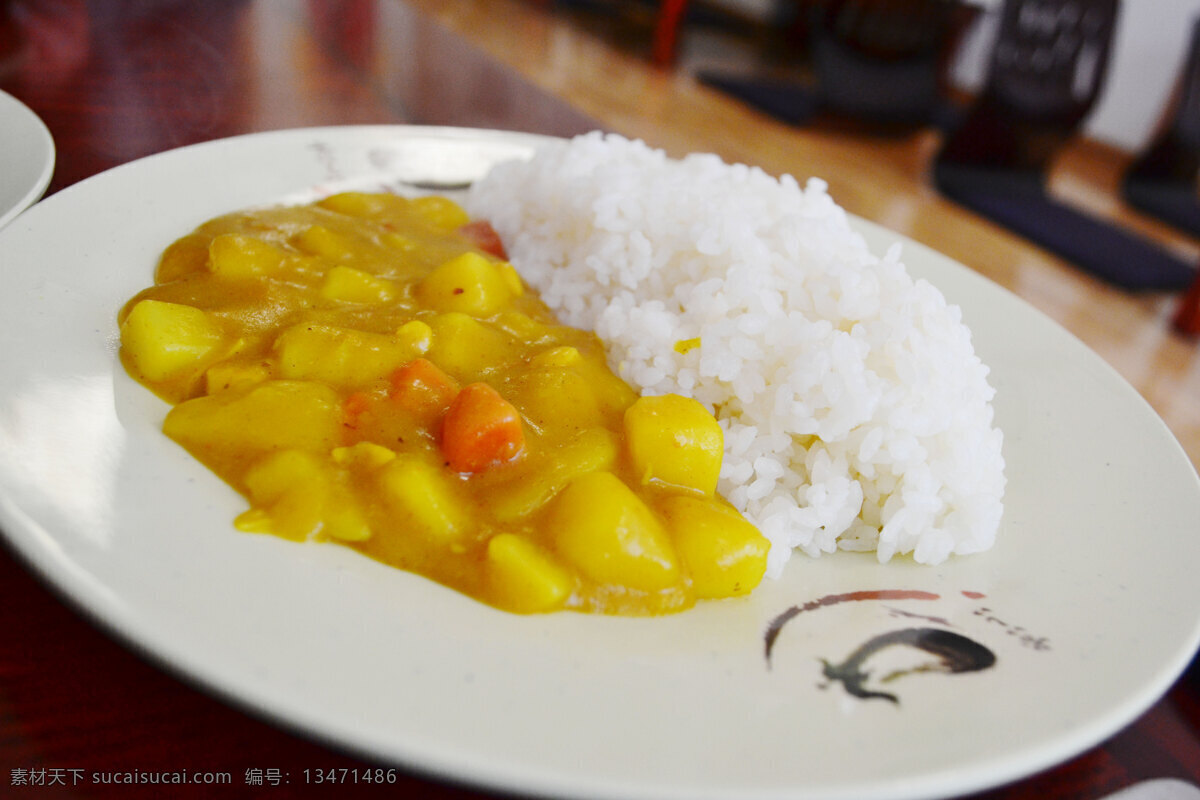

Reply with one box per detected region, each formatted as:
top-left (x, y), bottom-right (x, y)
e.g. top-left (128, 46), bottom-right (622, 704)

top-left (119, 189), bottom-right (770, 615)
top-left (119, 133), bottom-right (1006, 615)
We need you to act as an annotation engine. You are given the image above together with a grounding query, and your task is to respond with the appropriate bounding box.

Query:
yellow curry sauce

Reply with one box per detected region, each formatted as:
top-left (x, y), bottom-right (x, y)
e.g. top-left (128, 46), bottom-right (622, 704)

top-left (118, 192), bottom-right (769, 615)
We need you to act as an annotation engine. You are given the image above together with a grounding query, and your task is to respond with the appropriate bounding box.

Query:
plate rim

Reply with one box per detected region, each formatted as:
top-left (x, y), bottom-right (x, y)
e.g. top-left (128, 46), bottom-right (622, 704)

top-left (0, 89), bottom-right (55, 229)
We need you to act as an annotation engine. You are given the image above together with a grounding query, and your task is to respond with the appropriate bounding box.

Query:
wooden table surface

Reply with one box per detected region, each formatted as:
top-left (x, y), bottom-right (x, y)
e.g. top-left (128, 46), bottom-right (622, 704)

top-left (1, 1), bottom-right (1198, 798)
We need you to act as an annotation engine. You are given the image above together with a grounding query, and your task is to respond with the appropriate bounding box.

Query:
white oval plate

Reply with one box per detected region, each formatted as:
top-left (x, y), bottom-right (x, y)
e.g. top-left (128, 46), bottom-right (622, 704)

top-left (0, 90), bottom-right (54, 229)
top-left (1, 126), bottom-right (1198, 800)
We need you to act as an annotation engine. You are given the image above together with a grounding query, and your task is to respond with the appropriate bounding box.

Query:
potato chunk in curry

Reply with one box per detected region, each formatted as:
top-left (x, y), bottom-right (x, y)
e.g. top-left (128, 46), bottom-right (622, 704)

top-left (118, 192), bottom-right (768, 615)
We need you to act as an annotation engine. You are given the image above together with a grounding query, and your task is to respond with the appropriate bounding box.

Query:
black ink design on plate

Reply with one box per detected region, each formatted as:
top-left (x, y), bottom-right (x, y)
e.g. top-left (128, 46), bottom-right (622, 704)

top-left (764, 589), bottom-right (941, 666)
top-left (820, 627), bottom-right (997, 705)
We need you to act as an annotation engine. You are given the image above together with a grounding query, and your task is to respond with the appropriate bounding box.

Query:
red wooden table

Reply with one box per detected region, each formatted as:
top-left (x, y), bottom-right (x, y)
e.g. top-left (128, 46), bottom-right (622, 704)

top-left (1, 1), bottom-right (1198, 798)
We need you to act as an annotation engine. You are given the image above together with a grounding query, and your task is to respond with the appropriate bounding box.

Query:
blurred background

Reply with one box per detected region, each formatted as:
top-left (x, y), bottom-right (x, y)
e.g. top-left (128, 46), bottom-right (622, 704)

top-left (683, 0), bottom-right (1199, 152)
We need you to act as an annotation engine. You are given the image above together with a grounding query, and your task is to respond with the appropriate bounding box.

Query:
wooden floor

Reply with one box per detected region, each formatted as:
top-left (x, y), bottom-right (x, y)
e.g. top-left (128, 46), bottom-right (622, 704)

top-left (407, 0), bottom-right (1200, 472)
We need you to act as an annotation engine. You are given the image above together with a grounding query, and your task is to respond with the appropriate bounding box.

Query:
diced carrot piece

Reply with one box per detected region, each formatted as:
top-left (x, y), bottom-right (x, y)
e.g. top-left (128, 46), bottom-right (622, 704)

top-left (458, 220), bottom-right (508, 259)
top-left (442, 382), bottom-right (525, 473)
top-left (388, 358), bottom-right (459, 424)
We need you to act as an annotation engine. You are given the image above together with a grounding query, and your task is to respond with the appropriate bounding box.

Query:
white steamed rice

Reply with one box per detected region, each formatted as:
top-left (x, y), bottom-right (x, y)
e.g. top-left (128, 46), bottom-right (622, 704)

top-left (467, 132), bottom-right (1005, 577)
